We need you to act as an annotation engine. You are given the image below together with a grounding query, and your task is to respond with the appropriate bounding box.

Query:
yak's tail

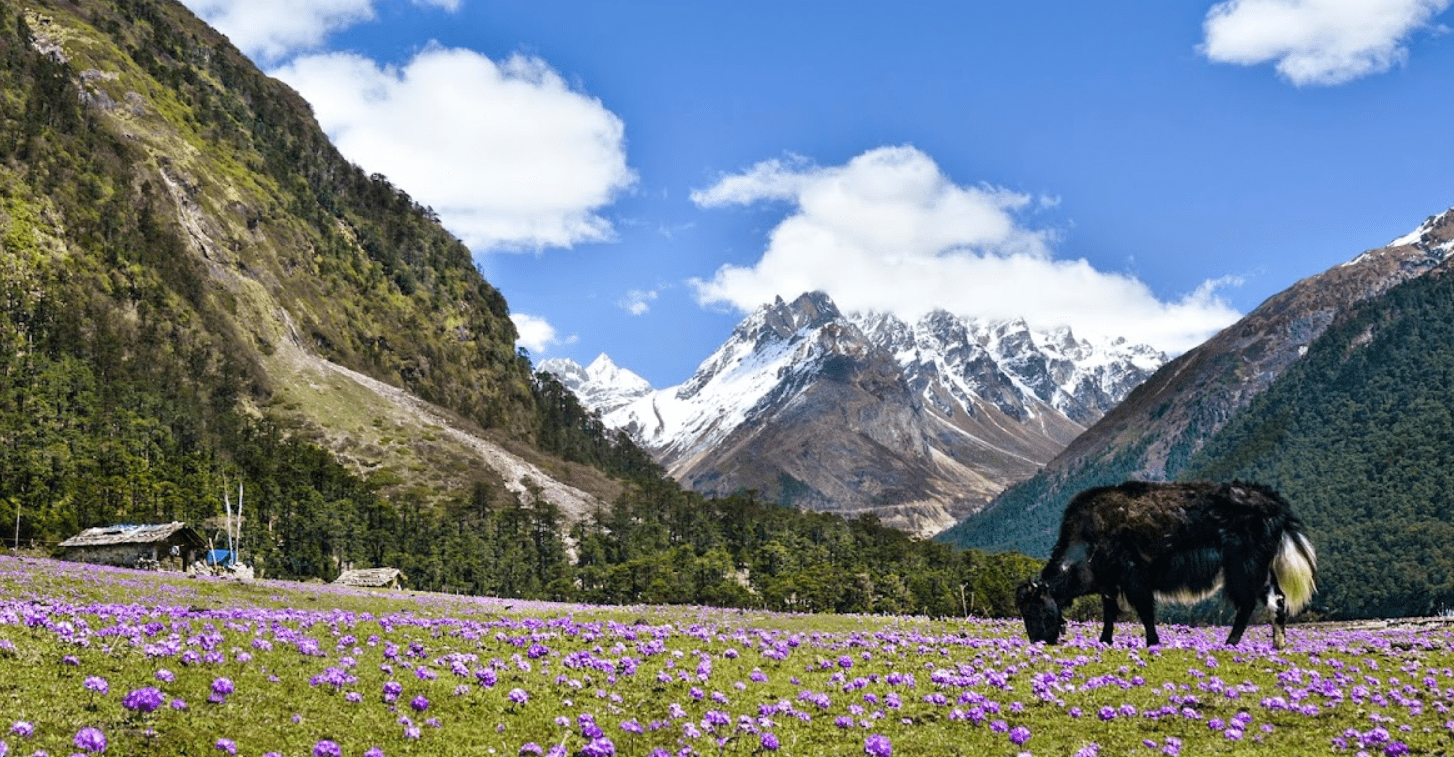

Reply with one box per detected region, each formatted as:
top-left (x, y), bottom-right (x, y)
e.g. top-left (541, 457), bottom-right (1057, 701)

top-left (1271, 527), bottom-right (1317, 615)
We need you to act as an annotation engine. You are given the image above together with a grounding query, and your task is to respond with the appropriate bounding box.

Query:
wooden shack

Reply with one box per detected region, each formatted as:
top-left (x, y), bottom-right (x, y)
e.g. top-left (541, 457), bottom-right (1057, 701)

top-left (332, 567), bottom-right (406, 590)
top-left (58, 522), bottom-right (206, 570)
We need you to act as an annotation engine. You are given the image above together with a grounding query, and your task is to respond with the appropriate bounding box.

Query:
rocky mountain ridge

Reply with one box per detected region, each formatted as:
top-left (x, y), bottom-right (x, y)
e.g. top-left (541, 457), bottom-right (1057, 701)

top-left (546, 292), bottom-right (1165, 536)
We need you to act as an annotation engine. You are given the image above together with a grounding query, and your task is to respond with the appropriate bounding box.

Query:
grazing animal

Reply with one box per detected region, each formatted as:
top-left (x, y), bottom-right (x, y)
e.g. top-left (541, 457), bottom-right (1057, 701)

top-left (1015, 481), bottom-right (1316, 648)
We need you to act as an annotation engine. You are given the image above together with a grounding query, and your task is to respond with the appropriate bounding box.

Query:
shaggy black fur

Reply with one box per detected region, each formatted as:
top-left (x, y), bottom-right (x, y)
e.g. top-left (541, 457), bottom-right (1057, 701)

top-left (1016, 481), bottom-right (1317, 648)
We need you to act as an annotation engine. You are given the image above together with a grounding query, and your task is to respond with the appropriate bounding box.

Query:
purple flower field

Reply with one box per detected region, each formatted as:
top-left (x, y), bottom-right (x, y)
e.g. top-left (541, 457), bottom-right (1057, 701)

top-left (3, 554), bottom-right (1454, 755)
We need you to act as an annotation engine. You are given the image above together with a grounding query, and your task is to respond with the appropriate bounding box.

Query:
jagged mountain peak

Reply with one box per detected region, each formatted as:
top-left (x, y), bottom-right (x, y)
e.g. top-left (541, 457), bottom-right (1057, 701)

top-left (539, 354), bottom-right (653, 416)
top-left (546, 291), bottom-right (1166, 536)
top-left (742, 291), bottom-right (844, 344)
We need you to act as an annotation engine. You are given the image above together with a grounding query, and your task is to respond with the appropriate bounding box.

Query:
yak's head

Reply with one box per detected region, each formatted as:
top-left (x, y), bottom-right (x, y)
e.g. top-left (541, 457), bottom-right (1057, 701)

top-left (1015, 579), bottom-right (1065, 644)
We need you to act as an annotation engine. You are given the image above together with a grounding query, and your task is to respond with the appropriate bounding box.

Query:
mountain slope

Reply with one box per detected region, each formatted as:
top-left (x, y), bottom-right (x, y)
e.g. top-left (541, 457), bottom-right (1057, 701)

top-left (0, 0), bottom-right (624, 571)
top-left (941, 205), bottom-right (1454, 557)
top-left (549, 292), bottom-right (1164, 536)
top-left (1182, 254), bottom-right (1454, 618)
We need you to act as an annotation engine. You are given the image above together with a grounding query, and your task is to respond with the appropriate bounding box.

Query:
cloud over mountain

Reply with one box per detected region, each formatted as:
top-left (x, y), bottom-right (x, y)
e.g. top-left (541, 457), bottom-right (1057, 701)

top-left (689, 146), bottom-right (1241, 356)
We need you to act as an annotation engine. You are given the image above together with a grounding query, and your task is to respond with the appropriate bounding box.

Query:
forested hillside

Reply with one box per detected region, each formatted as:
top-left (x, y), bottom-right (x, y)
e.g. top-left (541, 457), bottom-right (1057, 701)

top-left (0, 0), bottom-right (1037, 617)
top-left (1183, 259), bottom-right (1454, 618)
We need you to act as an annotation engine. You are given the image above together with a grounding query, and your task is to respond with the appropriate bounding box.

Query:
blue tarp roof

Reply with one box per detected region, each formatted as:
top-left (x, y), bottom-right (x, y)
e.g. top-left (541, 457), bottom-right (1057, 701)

top-left (205, 549), bottom-right (234, 566)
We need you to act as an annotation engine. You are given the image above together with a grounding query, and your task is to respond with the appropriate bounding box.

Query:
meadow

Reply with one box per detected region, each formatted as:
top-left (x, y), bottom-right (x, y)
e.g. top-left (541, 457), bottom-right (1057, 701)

top-left (1, 555), bottom-right (1451, 756)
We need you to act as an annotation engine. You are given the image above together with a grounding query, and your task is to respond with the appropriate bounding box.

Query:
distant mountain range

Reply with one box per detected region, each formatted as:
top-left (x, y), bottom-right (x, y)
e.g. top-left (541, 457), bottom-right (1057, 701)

top-left (543, 292), bottom-right (1164, 536)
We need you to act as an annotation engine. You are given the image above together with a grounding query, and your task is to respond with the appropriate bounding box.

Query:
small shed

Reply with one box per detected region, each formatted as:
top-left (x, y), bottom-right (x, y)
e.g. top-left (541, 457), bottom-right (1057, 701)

top-left (333, 567), bottom-right (406, 590)
top-left (58, 522), bottom-right (206, 570)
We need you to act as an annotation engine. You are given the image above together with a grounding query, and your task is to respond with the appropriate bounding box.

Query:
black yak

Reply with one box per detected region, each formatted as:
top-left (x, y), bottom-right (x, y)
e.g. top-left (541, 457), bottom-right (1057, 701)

top-left (1015, 481), bottom-right (1316, 648)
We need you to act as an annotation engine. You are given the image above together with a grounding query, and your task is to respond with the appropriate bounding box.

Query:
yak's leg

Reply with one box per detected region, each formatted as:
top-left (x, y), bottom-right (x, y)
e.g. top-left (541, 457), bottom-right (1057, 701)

top-left (1121, 569), bottom-right (1161, 647)
top-left (1267, 574), bottom-right (1288, 649)
top-left (1224, 556), bottom-right (1266, 646)
top-left (1225, 601), bottom-right (1256, 646)
top-left (1128, 591), bottom-right (1160, 647)
top-left (1099, 594), bottom-right (1119, 644)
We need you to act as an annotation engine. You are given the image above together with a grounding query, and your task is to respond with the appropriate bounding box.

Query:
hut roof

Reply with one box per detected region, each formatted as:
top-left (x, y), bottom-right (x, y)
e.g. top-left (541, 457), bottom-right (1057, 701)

top-left (58, 522), bottom-right (204, 549)
top-left (333, 568), bottom-right (405, 587)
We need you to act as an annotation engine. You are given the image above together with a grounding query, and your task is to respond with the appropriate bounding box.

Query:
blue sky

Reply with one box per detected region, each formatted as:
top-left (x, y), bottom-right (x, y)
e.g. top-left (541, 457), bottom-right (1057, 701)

top-left (184, 0), bottom-right (1454, 387)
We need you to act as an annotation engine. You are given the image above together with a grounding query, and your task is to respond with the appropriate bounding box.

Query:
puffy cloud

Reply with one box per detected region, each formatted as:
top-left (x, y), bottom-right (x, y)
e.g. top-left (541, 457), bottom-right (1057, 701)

top-left (511, 314), bottom-right (575, 355)
top-left (272, 46), bottom-right (636, 251)
top-left (184, 0), bottom-right (462, 61)
top-left (183, 0), bottom-right (375, 62)
top-left (1200, 0), bottom-right (1452, 85)
top-left (690, 146), bottom-right (1242, 355)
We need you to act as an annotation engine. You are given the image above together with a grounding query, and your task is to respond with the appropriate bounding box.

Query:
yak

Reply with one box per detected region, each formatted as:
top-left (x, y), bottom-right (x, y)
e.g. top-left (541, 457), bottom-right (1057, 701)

top-left (1015, 481), bottom-right (1316, 648)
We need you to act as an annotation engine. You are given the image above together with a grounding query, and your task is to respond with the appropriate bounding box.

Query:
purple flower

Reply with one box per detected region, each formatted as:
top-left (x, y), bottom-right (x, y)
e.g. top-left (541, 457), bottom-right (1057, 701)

top-left (410, 695), bottom-right (430, 713)
top-left (155, 669), bottom-right (175, 683)
top-left (364, 748), bottom-right (385, 757)
top-left (519, 744), bottom-right (543, 756)
top-left (579, 737), bottom-right (616, 757)
top-left (9, 722), bottom-right (33, 738)
top-left (211, 677), bottom-right (235, 697)
top-left (122, 687), bottom-right (166, 714)
top-left (214, 738), bottom-right (237, 755)
top-left (761, 733), bottom-right (781, 751)
top-left (313, 740), bottom-right (342, 757)
top-left (83, 676), bottom-right (109, 695)
top-left (508, 688), bottom-right (529, 705)
top-left (1009, 726), bottom-right (1032, 746)
top-left (864, 733), bottom-right (892, 757)
top-left (74, 727), bottom-right (107, 753)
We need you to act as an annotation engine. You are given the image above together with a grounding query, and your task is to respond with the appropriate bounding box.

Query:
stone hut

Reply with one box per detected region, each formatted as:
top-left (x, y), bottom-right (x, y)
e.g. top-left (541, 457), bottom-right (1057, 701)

top-left (332, 567), bottom-right (406, 590)
top-left (58, 522), bottom-right (206, 570)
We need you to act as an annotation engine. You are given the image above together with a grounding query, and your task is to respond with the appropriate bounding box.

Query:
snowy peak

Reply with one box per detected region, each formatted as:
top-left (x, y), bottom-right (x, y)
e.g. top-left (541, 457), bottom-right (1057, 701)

top-left (1347, 205), bottom-right (1454, 270)
top-left (849, 307), bottom-right (1167, 426)
top-left (537, 354), bottom-right (653, 415)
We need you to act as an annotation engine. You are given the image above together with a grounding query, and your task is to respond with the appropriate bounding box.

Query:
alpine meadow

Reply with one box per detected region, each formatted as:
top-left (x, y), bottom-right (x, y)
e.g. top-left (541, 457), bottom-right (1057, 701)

top-left (7, 0), bottom-right (1454, 756)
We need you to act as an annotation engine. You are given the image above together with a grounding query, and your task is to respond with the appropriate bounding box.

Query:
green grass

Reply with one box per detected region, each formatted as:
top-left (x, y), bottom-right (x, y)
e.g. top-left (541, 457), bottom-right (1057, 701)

top-left (2, 553), bottom-right (1452, 756)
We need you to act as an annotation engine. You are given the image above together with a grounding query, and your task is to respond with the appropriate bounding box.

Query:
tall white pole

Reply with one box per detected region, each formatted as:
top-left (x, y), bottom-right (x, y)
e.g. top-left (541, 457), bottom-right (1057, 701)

top-left (223, 489), bottom-right (235, 563)
top-left (236, 483), bottom-right (243, 564)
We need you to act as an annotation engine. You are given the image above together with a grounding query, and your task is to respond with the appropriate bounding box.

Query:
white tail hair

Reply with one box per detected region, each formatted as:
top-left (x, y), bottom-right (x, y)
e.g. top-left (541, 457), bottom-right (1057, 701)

top-left (1272, 530), bottom-right (1317, 615)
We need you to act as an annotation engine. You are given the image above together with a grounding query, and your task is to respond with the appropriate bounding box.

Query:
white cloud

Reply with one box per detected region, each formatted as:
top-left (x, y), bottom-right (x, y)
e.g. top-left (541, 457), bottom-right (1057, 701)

top-left (618, 289), bottom-right (659, 316)
top-left (690, 146), bottom-right (1242, 355)
top-left (1201, 0), bottom-right (1452, 85)
top-left (183, 0), bottom-right (375, 62)
top-left (272, 46), bottom-right (636, 251)
top-left (184, 0), bottom-right (462, 61)
top-left (511, 314), bottom-right (575, 355)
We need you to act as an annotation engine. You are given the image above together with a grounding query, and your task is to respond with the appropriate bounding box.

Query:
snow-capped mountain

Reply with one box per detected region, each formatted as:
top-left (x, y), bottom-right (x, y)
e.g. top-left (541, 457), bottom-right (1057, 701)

top-left (544, 292), bottom-right (1165, 536)
top-left (538, 354), bottom-right (653, 415)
